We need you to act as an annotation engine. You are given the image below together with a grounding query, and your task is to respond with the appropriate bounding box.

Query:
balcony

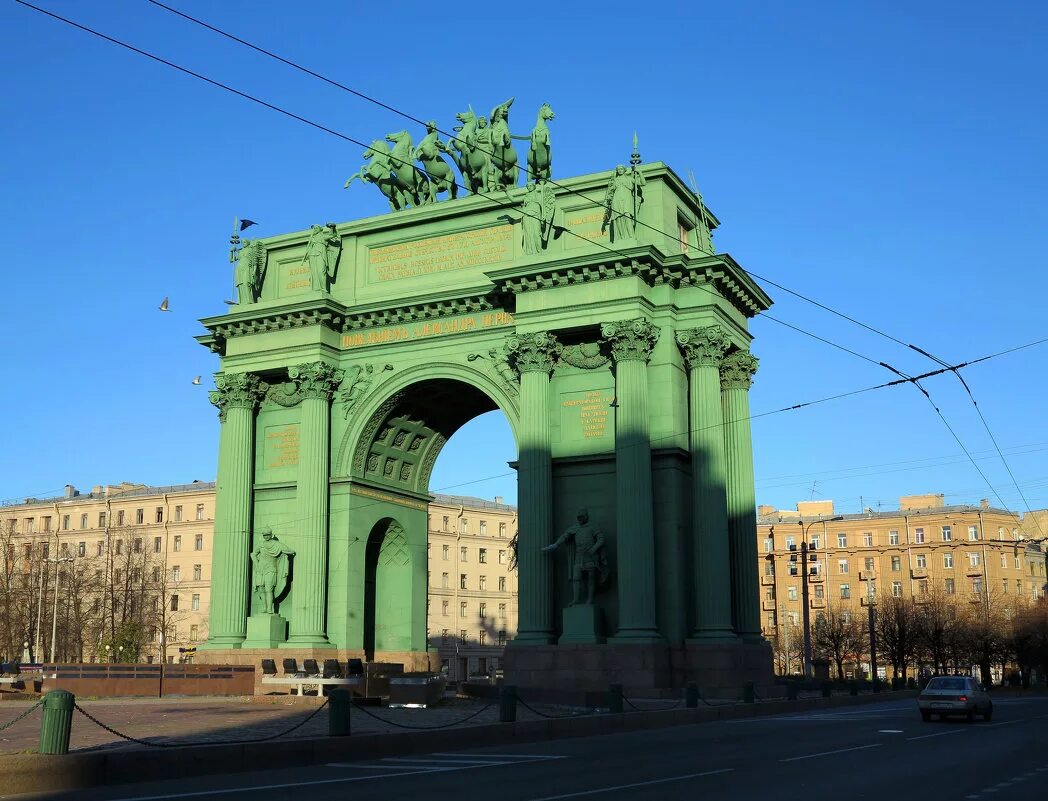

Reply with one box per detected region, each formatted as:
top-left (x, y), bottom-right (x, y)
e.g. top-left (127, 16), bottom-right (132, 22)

top-left (807, 572), bottom-right (824, 583)
top-left (761, 575), bottom-right (776, 586)
top-left (966, 568), bottom-right (983, 577)
top-left (761, 599), bottom-right (777, 611)
top-left (859, 571), bottom-right (875, 581)
top-left (861, 596), bottom-right (877, 607)
top-left (969, 593), bottom-right (984, 603)
top-left (911, 567), bottom-right (928, 579)
top-left (809, 598), bottom-right (826, 609)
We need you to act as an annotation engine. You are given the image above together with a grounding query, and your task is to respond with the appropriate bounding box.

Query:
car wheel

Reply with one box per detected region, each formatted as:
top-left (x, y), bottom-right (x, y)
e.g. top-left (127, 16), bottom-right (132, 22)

top-left (966, 709), bottom-right (975, 722)
top-left (983, 707), bottom-right (992, 722)
top-left (921, 710), bottom-right (931, 722)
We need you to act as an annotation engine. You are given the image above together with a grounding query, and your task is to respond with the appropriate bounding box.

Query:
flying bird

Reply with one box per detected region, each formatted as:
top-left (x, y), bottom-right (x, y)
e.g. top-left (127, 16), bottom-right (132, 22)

top-left (191, 376), bottom-right (201, 385)
top-left (159, 297), bottom-right (170, 312)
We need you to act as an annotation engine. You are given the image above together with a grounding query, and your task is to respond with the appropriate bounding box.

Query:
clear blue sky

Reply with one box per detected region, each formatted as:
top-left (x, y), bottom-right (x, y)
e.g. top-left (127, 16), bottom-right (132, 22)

top-left (2, 0), bottom-right (1045, 517)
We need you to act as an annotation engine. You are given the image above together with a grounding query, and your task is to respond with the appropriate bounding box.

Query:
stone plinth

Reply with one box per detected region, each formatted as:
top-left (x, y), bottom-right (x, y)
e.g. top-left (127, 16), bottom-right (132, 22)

top-left (242, 614), bottom-right (288, 649)
top-left (559, 604), bottom-right (605, 645)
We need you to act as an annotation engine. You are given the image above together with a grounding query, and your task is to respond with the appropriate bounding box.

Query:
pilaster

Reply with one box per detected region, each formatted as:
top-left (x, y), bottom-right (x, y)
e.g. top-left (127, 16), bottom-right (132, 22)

top-left (720, 349), bottom-right (762, 643)
top-left (201, 373), bottom-right (264, 649)
top-left (602, 319), bottom-right (662, 642)
top-left (506, 332), bottom-right (561, 645)
top-left (283, 361), bottom-right (343, 648)
top-left (677, 326), bottom-right (736, 641)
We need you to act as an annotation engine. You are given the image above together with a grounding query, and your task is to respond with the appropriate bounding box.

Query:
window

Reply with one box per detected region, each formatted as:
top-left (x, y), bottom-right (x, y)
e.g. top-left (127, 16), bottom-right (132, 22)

top-left (1017, 580), bottom-right (1023, 595)
top-left (1015, 555), bottom-right (1021, 569)
top-left (441, 544), bottom-right (449, 561)
top-left (154, 536), bottom-right (162, 553)
top-left (785, 536), bottom-right (795, 550)
top-left (867, 580), bottom-right (877, 598)
top-left (135, 508), bottom-right (144, 525)
top-left (969, 552), bottom-right (981, 567)
top-left (973, 578), bottom-right (983, 595)
top-left (944, 578), bottom-right (955, 595)
top-left (498, 603), bottom-right (506, 618)
top-left (814, 584), bottom-right (824, 599)
top-left (442, 516), bottom-right (449, 532)
top-left (787, 586), bottom-right (798, 601)
top-left (944, 553), bottom-right (953, 569)
top-left (787, 612), bottom-right (799, 626)
top-left (98, 512), bottom-right (106, 527)
top-left (810, 534), bottom-right (821, 549)
top-left (77, 542), bottom-right (85, 557)
top-left (195, 534), bottom-right (203, 551)
top-left (191, 593), bottom-right (200, 611)
top-left (968, 525), bottom-right (979, 541)
top-left (460, 546), bottom-right (467, 562)
top-left (914, 528), bottom-right (925, 544)
top-left (809, 560), bottom-right (822, 575)
top-left (764, 560), bottom-right (775, 576)
top-left (479, 575), bottom-right (487, 591)
top-left (170, 595), bottom-right (179, 611)
top-left (892, 580), bottom-right (902, 597)
top-left (941, 526), bottom-right (952, 542)
top-left (117, 510), bottom-right (126, 526)
top-left (155, 507), bottom-right (163, 523)
top-left (889, 530), bottom-right (900, 545)
top-left (498, 576), bottom-right (506, 591)
top-left (478, 548), bottom-right (487, 564)
top-left (96, 541), bottom-right (104, 556)
top-left (479, 602), bottom-right (487, 618)
top-left (460, 601), bottom-right (467, 617)
top-left (62, 515), bottom-right (70, 531)
top-left (115, 540), bottom-right (123, 555)
top-left (113, 568), bottom-right (122, 583)
top-left (1003, 579), bottom-right (1009, 594)
top-left (498, 550), bottom-right (507, 565)
top-left (190, 624), bottom-right (199, 640)
top-left (441, 572), bottom-right (448, 588)
top-left (460, 518), bottom-right (469, 534)
top-left (80, 513), bottom-right (88, 529)
top-left (919, 580), bottom-right (929, 595)
top-left (498, 630), bottom-right (507, 646)
top-left (441, 600), bottom-right (449, 616)
top-left (839, 584), bottom-right (851, 599)
top-left (678, 218), bottom-right (692, 254)
top-left (1000, 553), bottom-right (1007, 568)
top-left (133, 538), bottom-right (142, 554)
top-left (838, 559), bottom-right (849, 574)
top-left (891, 556), bottom-right (901, 572)
top-left (863, 532), bottom-right (873, 547)
top-left (763, 538), bottom-right (773, 553)
top-left (195, 504), bottom-right (204, 521)
top-left (172, 565), bottom-right (181, 582)
top-left (193, 564), bottom-right (201, 581)
top-left (864, 557), bottom-right (875, 573)
top-left (837, 533), bottom-right (847, 548)
top-left (460, 574), bottom-right (467, 589)
top-left (1013, 528), bottom-right (1019, 540)
top-left (174, 505), bottom-right (183, 522)
top-left (499, 522), bottom-right (506, 537)
top-left (173, 536), bottom-right (182, 552)
top-left (60, 542), bottom-right (69, 558)
top-left (479, 521), bottom-right (487, 535)
top-left (916, 554), bottom-right (927, 568)
top-left (479, 630), bottom-right (487, 646)
top-left (152, 566), bottom-right (161, 582)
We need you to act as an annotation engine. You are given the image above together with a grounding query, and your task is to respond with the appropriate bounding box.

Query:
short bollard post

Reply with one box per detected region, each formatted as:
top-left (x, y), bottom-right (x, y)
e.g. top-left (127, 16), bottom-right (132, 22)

top-left (787, 681), bottom-right (798, 701)
top-left (821, 680), bottom-right (832, 698)
top-left (328, 689), bottom-right (351, 737)
top-left (39, 690), bottom-right (75, 755)
top-left (743, 681), bottom-right (755, 704)
top-left (499, 685), bottom-right (517, 723)
top-left (873, 678), bottom-right (881, 694)
top-left (608, 683), bottom-right (624, 714)
top-left (849, 679), bottom-right (858, 697)
top-left (686, 682), bottom-right (699, 709)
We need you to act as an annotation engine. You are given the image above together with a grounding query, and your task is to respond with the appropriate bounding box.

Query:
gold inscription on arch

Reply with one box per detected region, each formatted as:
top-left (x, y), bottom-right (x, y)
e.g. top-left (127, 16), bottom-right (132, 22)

top-left (341, 311), bottom-right (514, 349)
top-left (367, 225), bottom-right (513, 282)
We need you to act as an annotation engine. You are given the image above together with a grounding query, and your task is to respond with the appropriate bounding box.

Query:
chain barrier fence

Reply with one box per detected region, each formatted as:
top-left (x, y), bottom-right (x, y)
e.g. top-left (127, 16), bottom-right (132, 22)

top-left (0, 699), bottom-right (43, 731)
top-left (622, 695), bottom-right (686, 712)
top-left (515, 696), bottom-right (602, 719)
top-left (348, 699), bottom-right (495, 730)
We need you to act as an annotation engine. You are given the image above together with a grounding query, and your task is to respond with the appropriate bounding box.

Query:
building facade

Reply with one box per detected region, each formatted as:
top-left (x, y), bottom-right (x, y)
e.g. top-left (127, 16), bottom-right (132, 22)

top-left (0, 482), bottom-right (517, 671)
top-left (757, 494), bottom-right (1048, 676)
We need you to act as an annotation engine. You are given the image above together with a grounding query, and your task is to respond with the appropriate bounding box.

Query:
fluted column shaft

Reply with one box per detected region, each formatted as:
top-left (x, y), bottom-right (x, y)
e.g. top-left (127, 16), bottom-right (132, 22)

top-left (285, 362), bottom-right (342, 647)
top-left (507, 333), bottom-right (560, 645)
top-left (603, 319), bottom-right (662, 642)
top-left (721, 350), bottom-right (762, 642)
top-left (202, 374), bottom-right (262, 649)
top-left (677, 327), bottom-right (735, 641)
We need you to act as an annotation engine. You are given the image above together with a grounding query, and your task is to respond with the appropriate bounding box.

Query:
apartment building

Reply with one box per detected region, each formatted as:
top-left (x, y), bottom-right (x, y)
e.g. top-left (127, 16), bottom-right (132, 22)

top-left (757, 494), bottom-right (1048, 674)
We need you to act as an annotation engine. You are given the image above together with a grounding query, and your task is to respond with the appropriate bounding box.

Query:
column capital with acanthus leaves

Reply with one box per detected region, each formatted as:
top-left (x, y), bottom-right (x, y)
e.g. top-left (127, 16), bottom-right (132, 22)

top-left (676, 325), bottom-right (730, 369)
top-left (505, 331), bottom-right (563, 376)
top-left (719, 350), bottom-right (759, 391)
top-left (601, 318), bottom-right (660, 363)
top-left (289, 362), bottom-right (344, 400)
top-left (209, 372), bottom-right (266, 421)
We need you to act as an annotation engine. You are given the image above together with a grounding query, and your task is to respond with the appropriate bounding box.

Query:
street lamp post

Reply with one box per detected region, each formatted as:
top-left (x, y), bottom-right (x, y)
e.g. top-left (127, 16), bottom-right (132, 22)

top-left (48, 556), bottom-right (75, 663)
top-left (799, 516), bottom-right (844, 679)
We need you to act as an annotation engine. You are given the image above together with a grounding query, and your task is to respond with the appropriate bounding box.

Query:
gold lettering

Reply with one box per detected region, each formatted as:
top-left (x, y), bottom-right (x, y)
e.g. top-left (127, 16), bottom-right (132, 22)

top-left (368, 225), bottom-right (513, 282)
top-left (265, 426), bottom-right (300, 468)
top-left (341, 312), bottom-right (512, 349)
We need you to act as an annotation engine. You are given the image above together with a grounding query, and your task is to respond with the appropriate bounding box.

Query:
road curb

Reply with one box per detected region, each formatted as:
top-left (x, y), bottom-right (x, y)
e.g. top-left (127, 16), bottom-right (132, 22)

top-left (0, 691), bottom-right (919, 795)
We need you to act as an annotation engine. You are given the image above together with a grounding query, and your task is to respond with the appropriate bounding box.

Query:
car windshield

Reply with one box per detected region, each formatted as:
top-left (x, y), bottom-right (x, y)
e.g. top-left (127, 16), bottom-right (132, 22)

top-left (927, 677), bottom-right (967, 691)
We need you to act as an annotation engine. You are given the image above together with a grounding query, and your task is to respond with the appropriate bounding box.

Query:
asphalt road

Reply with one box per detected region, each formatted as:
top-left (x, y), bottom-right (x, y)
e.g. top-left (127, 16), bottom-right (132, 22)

top-left (20, 696), bottom-right (1048, 801)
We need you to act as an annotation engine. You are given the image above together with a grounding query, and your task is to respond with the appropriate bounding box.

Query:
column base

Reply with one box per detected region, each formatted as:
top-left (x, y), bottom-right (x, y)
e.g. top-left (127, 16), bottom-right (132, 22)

top-left (609, 628), bottom-right (664, 645)
top-left (508, 631), bottom-right (558, 647)
top-left (280, 635), bottom-right (335, 649)
top-left (559, 604), bottom-right (605, 645)
top-left (198, 636), bottom-right (244, 651)
top-left (739, 632), bottom-right (767, 646)
top-left (242, 614), bottom-right (288, 648)
top-left (686, 629), bottom-right (739, 645)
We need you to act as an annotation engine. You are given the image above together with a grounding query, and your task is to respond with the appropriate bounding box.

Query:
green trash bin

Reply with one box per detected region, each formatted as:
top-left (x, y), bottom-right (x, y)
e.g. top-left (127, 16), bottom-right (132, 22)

top-left (39, 690), bottom-right (75, 755)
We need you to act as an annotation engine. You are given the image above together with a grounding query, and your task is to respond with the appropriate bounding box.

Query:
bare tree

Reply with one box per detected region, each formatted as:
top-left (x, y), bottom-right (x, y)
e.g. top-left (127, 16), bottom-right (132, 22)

top-left (813, 603), bottom-right (865, 679)
top-left (876, 593), bottom-right (918, 680)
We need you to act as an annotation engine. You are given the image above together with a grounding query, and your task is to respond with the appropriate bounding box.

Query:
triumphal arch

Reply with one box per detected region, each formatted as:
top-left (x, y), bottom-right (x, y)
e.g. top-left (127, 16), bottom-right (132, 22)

top-left (198, 108), bottom-right (773, 693)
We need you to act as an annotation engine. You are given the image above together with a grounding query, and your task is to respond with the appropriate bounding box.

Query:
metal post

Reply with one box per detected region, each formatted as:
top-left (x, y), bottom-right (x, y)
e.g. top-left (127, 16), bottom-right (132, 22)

top-left (787, 680), bottom-right (798, 701)
top-left (499, 684), bottom-right (517, 723)
top-left (328, 689), bottom-right (351, 736)
top-left (800, 540), bottom-right (813, 679)
top-left (608, 683), bottom-right (623, 714)
top-left (685, 682), bottom-right (698, 709)
top-left (39, 690), bottom-right (74, 755)
top-left (743, 681), bottom-right (755, 704)
top-left (866, 577), bottom-right (878, 686)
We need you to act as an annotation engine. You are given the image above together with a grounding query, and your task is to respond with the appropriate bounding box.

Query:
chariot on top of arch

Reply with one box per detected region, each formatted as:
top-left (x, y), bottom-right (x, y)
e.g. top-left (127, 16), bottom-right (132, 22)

top-left (344, 99), bottom-right (555, 212)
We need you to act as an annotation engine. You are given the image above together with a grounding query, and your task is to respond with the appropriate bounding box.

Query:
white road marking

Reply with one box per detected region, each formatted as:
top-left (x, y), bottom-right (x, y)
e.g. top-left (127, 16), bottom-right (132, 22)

top-left (431, 752), bottom-right (569, 759)
top-left (382, 757), bottom-right (508, 765)
top-left (906, 728), bottom-right (967, 741)
top-left (878, 729), bottom-right (904, 733)
top-left (979, 720), bottom-right (1023, 728)
top-left (779, 743), bottom-right (882, 762)
top-left (525, 768), bottom-right (735, 800)
top-left (325, 762), bottom-right (454, 771)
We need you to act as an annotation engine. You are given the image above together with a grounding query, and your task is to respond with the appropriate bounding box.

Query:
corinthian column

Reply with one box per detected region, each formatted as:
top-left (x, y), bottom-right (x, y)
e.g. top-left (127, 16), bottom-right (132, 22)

top-left (284, 361), bottom-right (343, 648)
top-left (677, 326), bottom-right (736, 641)
top-left (720, 350), bottom-right (762, 643)
top-left (507, 332), bottom-right (561, 645)
top-left (602, 319), bottom-right (662, 642)
top-left (202, 373), bottom-right (263, 649)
